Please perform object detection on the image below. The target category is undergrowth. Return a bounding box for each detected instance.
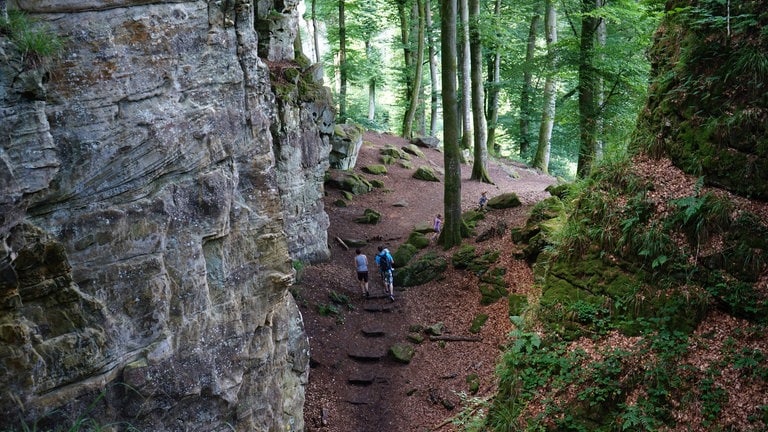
[485,153,768,430]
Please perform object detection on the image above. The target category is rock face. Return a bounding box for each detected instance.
[0,0,333,430]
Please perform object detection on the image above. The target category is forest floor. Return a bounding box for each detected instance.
[294,132,557,432]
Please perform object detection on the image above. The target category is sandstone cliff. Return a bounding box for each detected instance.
[0,0,333,430]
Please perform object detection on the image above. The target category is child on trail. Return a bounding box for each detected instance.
[375,246,395,301]
[432,214,442,241]
[478,191,488,211]
[354,249,369,297]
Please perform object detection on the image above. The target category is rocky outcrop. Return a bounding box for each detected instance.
[0,0,332,430]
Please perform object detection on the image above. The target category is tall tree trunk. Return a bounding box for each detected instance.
[338,0,347,121]
[403,0,426,138]
[398,0,414,136]
[595,0,606,161]
[577,0,599,178]
[312,0,321,63]
[366,39,376,121]
[440,0,462,248]
[469,0,491,183]
[459,0,472,152]
[486,0,502,155]
[425,0,439,137]
[532,0,557,174]
[520,5,541,158]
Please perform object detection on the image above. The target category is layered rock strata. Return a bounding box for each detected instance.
[0,0,333,430]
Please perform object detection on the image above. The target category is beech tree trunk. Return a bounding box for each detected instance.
[532,0,557,174]
[596,0,606,161]
[425,0,439,137]
[403,0,426,139]
[469,0,491,183]
[440,0,462,248]
[577,0,599,178]
[486,0,502,155]
[519,5,541,158]
[311,0,320,63]
[367,41,376,120]
[338,0,347,121]
[458,0,472,152]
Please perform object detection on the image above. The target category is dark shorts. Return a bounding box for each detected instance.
[357,271,369,282]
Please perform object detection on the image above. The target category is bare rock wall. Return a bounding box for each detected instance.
[0,0,332,430]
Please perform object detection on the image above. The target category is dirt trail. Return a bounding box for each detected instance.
[297,133,556,432]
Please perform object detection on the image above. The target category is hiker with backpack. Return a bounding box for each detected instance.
[375,246,395,301]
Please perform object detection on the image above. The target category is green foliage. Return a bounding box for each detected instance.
[665,179,732,245]
[0,11,63,66]
[328,290,354,310]
[732,347,768,380]
[469,314,488,333]
[698,375,727,427]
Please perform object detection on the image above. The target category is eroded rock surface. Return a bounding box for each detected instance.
[0,0,333,429]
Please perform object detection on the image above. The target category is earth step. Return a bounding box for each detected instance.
[365,292,391,299]
[363,303,396,312]
[345,396,372,405]
[348,349,388,362]
[361,327,385,337]
[347,373,376,386]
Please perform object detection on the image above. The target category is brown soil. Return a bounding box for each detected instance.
[297,132,556,432]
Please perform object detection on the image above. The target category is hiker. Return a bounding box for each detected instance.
[432,214,442,240]
[354,248,369,297]
[375,246,395,301]
[478,191,488,211]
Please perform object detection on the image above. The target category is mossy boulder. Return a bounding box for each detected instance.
[381,155,397,165]
[389,343,416,364]
[325,172,373,195]
[425,322,445,336]
[393,243,418,267]
[354,208,382,224]
[512,196,566,261]
[370,179,385,188]
[402,144,425,158]
[407,333,424,344]
[362,164,388,175]
[413,166,440,182]
[406,231,430,249]
[393,252,448,287]
[381,146,407,159]
[451,245,476,269]
[413,221,434,234]
[462,209,486,230]
[487,192,521,209]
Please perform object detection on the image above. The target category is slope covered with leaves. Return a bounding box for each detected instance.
[487,1,768,430]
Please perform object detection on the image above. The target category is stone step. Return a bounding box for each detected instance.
[348,349,387,362]
[361,327,385,337]
[347,373,376,386]
[362,303,396,313]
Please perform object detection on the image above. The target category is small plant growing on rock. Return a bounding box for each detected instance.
[1,11,63,67]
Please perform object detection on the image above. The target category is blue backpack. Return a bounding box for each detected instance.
[378,252,392,271]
